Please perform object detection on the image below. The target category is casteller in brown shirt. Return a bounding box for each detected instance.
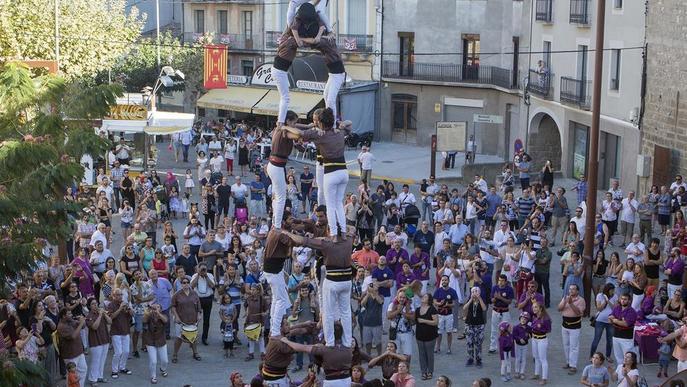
[263,229,296,274]
[171,289,201,325]
[269,129,294,166]
[86,309,110,347]
[107,300,133,336]
[300,129,346,173]
[312,344,353,381]
[57,318,84,359]
[262,337,296,381]
[142,312,167,347]
[286,233,353,281]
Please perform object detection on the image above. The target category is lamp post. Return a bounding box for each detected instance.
[143,66,185,170]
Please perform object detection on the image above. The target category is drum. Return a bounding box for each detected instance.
[180,324,198,344]
[244,323,262,341]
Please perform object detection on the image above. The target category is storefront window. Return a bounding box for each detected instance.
[572,121,588,179]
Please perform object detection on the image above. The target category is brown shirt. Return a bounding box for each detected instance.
[264,229,294,273]
[107,301,132,336]
[142,313,166,347]
[244,294,268,325]
[86,310,110,347]
[290,219,328,238]
[57,318,84,359]
[312,344,352,376]
[262,337,296,380]
[301,129,346,162]
[295,235,353,269]
[172,289,201,325]
[270,129,294,159]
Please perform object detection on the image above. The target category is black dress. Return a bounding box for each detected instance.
[238,144,249,166]
[542,166,554,189]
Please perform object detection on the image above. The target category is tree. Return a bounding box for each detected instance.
[106,32,206,112]
[0,0,145,79]
[0,62,121,289]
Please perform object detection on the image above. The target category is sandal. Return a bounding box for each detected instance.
[427,373,433,379]
[160,369,168,378]
[193,353,202,361]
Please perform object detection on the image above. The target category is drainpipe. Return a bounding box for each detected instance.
[376,0,384,141]
[524,0,535,153]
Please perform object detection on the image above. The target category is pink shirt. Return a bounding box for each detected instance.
[390,373,416,387]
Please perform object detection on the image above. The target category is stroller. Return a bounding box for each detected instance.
[403,204,421,237]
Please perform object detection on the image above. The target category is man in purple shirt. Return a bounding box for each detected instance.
[609,293,637,365]
[489,274,515,353]
[516,280,544,316]
[385,240,409,276]
[409,245,430,293]
[665,247,685,296]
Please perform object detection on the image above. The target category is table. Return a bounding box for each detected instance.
[634,325,661,364]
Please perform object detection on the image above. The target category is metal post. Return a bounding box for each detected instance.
[430,135,437,178]
[581,0,606,316]
[156,0,161,70]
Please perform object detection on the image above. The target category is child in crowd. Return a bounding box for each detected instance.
[498,321,514,382]
[161,236,177,277]
[181,193,190,219]
[67,362,80,387]
[512,312,531,380]
[189,202,200,220]
[658,332,672,378]
[184,169,194,195]
[219,294,236,358]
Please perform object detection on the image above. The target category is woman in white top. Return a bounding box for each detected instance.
[608,351,639,387]
[465,195,479,235]
[499,236,520,285]
[224,138,236,176]
[590,283,617,360]
[619,258,635,298]
[196,151,209,182]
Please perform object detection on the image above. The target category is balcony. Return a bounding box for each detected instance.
[569,0,591,25]
[560,76,592,110]
[264,31,374,53]
[183,33,262,50]
[382,61,517,90]
[527,69,553,99]
[536,0,553,22]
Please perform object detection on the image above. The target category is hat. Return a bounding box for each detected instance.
[499,321,511,332]
[519,312,530,321]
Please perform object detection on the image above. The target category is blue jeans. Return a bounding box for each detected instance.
[589,321,614,358]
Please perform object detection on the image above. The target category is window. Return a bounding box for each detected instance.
[194,10,205,34]
[462,34,480,66]
[610,49,621,90]
[613,0,623,9]
[243,11,253,37]
[347,0,367,35]
[241,60,254,76]
[217,11,228,35]
[542,41,552,72]
[398,32,414,76]
[577,44,588,81]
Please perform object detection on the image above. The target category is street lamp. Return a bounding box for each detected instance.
[142,66,185,170]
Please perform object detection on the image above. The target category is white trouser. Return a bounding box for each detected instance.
[668,283,683,297]
[612,337,636,365]
[382,296,391,329]
[64,353,88,387]
[111,334,130,373]
[265,271,292,337]
[80,327,89,349]
[514,344,527,374]
[421,280,428,294]
[321,278,352,347]
[88,344,108,382]
[561,327,580,368]
[323,377,352,387]
[248,337,265,354]
[397,331,414,356]
[316,163,325,205]
[323,73,346,120]
[501,353,512,376]
[489,309,511,351]
[267,163,287,228]
[271,68,291,124]
[323,169,348,236]
[631,293,645,311]
[532,337,549,380]
[146,344,168,380]
[286,0,331,32]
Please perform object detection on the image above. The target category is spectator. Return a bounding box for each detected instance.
[580,352,610,387]
[390,361,416,387]
[608,351,639,387]
[463,286,487,368]
[414,293,438,380]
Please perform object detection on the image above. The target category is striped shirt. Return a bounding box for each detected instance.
[517,196,535,218]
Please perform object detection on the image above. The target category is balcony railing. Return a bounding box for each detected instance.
[536,0,553,22]
[183,32,262,50]
[560,76,592,109]
[527,69,553,98]
[569,0,591,25]
[264,31,374,52]
[383,61,517,89]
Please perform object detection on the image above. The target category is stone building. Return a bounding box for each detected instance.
[640,0,687,190]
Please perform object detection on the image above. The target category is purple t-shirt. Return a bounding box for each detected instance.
[531,316,551,336]
[512,323,531,345]
[517,292,544,316]
[433,287,458,315]
[409,252,430,280]
[385,248,409,275]
[396,271,416,288]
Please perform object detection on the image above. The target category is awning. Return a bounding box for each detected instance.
[196,87,269,112]
[145,111,195,134]
[251,89,323,118]
[101,119,148,133]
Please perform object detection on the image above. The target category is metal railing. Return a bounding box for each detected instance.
[264,31,374,52]
[536,0,553,22]
[569,0,591,24]
[183,32,262,50]
[382,61,517,89]
[560,76,592,109]
[527,69,553,98]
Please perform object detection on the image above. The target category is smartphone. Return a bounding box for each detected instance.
[31,322,37,334]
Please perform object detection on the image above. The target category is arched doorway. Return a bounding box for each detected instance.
[528,113,562,172]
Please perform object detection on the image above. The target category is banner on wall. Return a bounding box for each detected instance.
[204,45,228,89]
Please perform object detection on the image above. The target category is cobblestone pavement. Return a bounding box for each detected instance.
[60,142,667,387]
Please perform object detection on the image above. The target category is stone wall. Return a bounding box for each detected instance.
[641,0,687,187]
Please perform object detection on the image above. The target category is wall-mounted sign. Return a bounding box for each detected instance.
[436,121,466,152]
[227,75,248,85]
[251,63,276,86]
[296,80,326,91]
[473,114,503,124]
[106,104,148,120]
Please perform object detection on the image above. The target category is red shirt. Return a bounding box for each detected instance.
[152,258,169,278]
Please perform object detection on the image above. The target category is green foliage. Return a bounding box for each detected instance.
[0,62,119,288]
[0,0,145,79]
[0,354,49,386]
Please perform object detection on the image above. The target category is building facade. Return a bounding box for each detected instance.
[521,0,644,189]
[640,0,687,191]
[127,0,182,34]
[182,0,265,76]
[378,0,523,160]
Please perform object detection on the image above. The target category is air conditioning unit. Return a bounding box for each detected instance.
[636,154,651,177]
